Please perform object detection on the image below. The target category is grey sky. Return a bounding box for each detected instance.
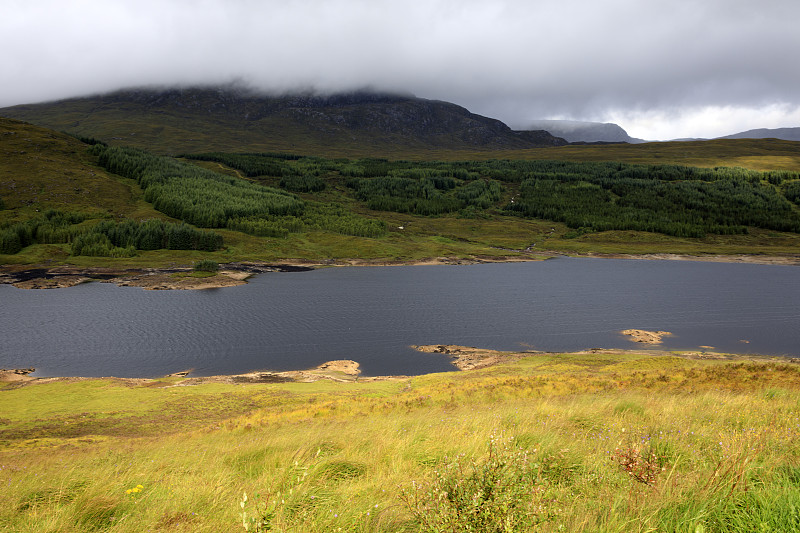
[2,0,799,140]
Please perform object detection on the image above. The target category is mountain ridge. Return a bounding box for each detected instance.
[522,119,644,144]
[718,127,800,142]
[0,86,567,156]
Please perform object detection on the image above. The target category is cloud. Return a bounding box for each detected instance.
[603,103,800,140]
[2,0,799,139]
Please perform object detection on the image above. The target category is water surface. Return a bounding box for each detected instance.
[1,258,798,377]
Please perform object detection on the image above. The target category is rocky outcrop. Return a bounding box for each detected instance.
[0,368,36,382]
[413,344,532,370]
[620,329,671,344]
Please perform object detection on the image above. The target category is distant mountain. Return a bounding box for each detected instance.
[522,120,644,144]
[717,127,800,142]
[0,86,567,155]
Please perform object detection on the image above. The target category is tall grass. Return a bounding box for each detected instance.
[1,353,799,531]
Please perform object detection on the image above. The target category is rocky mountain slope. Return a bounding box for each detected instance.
[523,119,643,143]
[0,86,567,155]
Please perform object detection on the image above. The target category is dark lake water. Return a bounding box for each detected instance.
[1,258,798,378]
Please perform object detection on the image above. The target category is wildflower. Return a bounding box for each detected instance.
[126,484,144,496]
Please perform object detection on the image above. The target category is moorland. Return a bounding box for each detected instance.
[2,88,800,531]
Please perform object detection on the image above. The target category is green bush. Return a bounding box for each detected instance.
[193,260,219,272]
[279,174,326,193]
[399,435,561,532]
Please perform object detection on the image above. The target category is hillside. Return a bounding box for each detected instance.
[719,126,800,142]
[0,117,160,221]
[523,119,643,143]
[0,86,567,156]
[3,118,800,277]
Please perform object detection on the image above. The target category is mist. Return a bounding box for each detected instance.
[2,0,799,140]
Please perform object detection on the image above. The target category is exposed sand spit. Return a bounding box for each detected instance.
[621,329,672,344]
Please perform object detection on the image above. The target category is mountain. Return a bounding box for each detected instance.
[522,120,644,143]
[718,127,800,142]
[0,86,567,155]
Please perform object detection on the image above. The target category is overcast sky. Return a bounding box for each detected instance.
[2,0,799,140]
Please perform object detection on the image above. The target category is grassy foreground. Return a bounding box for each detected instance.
[2,351,799,532]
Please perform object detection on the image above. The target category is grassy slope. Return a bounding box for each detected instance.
[0,118,180,265]
[2,352,799,531]
[3,117,800,268]
[0,119,160,220]
[478,138,800,172]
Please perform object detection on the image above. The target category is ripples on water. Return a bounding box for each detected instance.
[1,258,798,377]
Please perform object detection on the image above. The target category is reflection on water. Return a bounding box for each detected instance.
[1,258,798,377]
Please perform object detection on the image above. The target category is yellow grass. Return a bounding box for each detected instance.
[2,351,799,531]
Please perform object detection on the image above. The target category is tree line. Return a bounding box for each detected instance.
[92,146,304,228]
[506,174,800,237]
[0,210,222,256]
[177,151,800,237]
[92,146,386,239]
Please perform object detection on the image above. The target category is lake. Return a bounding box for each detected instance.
[1,258,798,378]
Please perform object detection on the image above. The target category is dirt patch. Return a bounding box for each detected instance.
[621,329,672,344]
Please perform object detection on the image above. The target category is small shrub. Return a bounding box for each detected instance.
[611,444,666,486]
[193,260,219,272]
[399,434,556,532]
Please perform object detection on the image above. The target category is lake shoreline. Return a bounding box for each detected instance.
[4,345,798,386]
[2,252,798,290]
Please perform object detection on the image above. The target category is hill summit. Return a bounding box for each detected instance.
[0,86,567,155]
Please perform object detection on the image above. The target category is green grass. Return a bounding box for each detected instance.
[0,119,163,221]
[3,117,800,272]
[2,351,800,531]
[481,138,800,172]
